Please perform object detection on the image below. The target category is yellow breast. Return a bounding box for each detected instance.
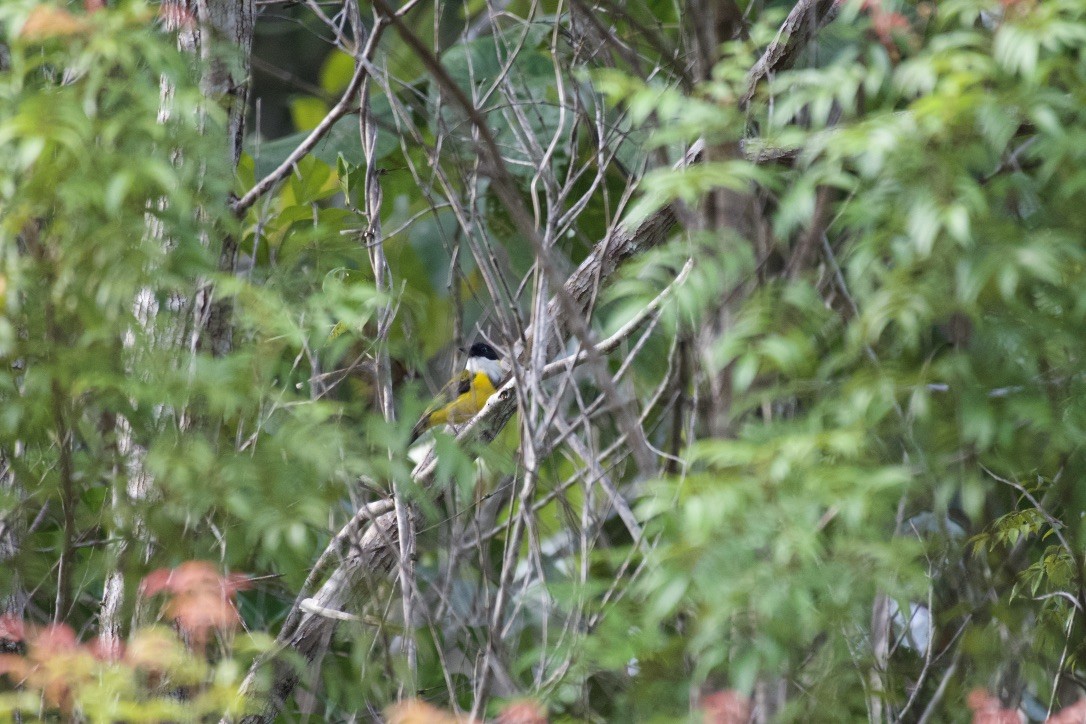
[428,371,498,427]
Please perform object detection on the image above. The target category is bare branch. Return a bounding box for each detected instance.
[230,140,703,722]
[230,20,388,216]
[359,44,418,694]
[740,0,841,108]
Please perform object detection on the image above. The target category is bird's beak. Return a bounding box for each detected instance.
[457,346,467,353]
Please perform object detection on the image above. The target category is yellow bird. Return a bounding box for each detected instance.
[409,342,505,443]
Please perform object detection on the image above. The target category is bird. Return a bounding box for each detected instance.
[409,342,506,444]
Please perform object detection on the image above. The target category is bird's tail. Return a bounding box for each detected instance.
[408,414,431,445]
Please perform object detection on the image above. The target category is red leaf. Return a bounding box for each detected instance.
[140,568,174,597]
[143,561,249,650]
[142,561,250,599]
[1047,698,1086,723]
[87,635,125,662]
[30,624,78,658]
[701,690,751,724]
[225,572,254,595]
[0,614,25,643]
[968,689,1021,724]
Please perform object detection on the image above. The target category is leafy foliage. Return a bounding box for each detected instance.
[0,1,399,713]
[0,562,262,719]
[582,0,1086,718]
[6,0,1086,720]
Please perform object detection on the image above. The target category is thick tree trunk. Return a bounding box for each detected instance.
[178,0,254,356]
[177,0,254,167]
[96,0,255,645]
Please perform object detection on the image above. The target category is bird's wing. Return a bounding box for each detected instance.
[454,372,472,397]
[424,369,472,413]
[411,369,472,442]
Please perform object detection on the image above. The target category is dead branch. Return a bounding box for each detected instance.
[228,139,702,723]
[740,0,841,108]
[229,0,846,713]
[230,10,398,216]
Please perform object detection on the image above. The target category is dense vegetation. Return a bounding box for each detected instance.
[2,0,1086,721]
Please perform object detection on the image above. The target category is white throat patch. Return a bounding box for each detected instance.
[466,356,505,386]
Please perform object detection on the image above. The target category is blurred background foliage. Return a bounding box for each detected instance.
[2,0,1086,721]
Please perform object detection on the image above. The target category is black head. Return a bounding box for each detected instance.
[465,342,500,360]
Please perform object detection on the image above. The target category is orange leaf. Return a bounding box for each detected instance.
[125,627,188,672]
[496,700,547,724]
[19,6,90,40]
[0,653,30,681]
[386,700,475,724]
[166,588,240,647]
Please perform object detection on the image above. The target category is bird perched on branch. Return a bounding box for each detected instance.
[409,342,506,443]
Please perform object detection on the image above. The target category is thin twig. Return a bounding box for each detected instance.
[915,649,961,724]
[230,9,397,215]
